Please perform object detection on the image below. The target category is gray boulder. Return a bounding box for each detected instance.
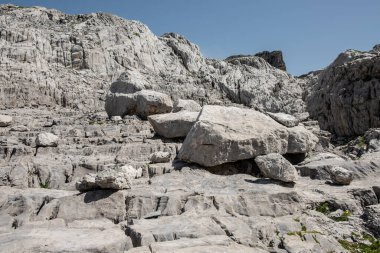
[0,115,12,127]
[268,112,299,127]
[76,165,139,191]
[150,151,171,164]
[255,153,298,183]
[135,90,173,119]
[329,166,353,185]
[148,111,199,138]
[178,105,289,167]
[106,90,173,119]
[287,126,318,154]
[173,99,202,112]
[36,132,59,147]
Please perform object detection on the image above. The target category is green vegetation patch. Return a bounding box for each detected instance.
[339,233,380,253]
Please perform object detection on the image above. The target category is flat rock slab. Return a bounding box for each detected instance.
[0,115,12,127]
[148,111,199,138]
[178,105,289,167]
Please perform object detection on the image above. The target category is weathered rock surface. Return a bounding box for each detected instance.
[1,4,380,253]
[178,105,289,167]
[0,114,12,127]
[106,90,173,119]
[148,111,198,138]
[364,204,380,237]
[255,153,299,182]
[255,50,287,71]
[77,165,139,191]
[150,151,171,164]
[329,166,353,185]
[173,99,202,112]
[36,132,59,147]
[287,125,318,154]
[306,48,380,136]
[268,112,299,127]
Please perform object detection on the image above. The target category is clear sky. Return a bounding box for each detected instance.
[2,0,380,75]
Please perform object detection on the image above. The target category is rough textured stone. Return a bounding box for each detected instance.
[268,112,299,127]
[0,115,12,127]
[76,165,139,191]
[106,90,173,119]
[364,204,380,237]
[150,151,171,164]
[255,50,287,71]
[36,132,59,147]
[329,166,353,185]
[255,153,299,182]
[148,111,198,138]
[173,99,202,112]
[287,126,318,154]
[306,49,380,136]
[178,105,289,167]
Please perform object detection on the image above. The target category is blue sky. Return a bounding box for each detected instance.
[2,0,380,75]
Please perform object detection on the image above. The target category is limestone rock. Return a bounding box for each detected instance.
[255,50,287,71]
[173,99,202,112]
[268,112,299,127]
[106,90,173,119]
[287,126,318,154]
[76,165,139,191]
[178,105,289,167]
[329,166,353,185]
[35,132,59,147]
[135,90,173,119]
[306,49,380,136]
[150,151,171,164]
[9,125,29,132]
[255,153,298,182]
[364,204,380,237]
[0,115,12,127]
[148,111,199,138]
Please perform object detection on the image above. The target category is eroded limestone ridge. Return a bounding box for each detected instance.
[0,4,305,114]
[0,3,380,253]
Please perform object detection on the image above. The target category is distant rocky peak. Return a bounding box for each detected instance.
[225,50,287,71]
[254,50,287,71]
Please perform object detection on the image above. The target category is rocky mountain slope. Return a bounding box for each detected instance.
[0,4,305,114]
[0,4,380,253]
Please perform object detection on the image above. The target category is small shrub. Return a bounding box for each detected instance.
[332,210,352,222]
[339,233,380,253]
[316,202,330,215]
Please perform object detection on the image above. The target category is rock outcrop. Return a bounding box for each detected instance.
[306,48,380,136]
[255,50,287,71]
[1,4,380,253]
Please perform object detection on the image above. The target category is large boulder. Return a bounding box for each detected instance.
[135,90,173,119]
[287,126,318,154]
[36,132,59,147]
[106,90,173,119]
[148,111,199,138]
[178,105,289,167]
[173,99,202,112]
[0,115,12,127]
[255,153,298,182]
